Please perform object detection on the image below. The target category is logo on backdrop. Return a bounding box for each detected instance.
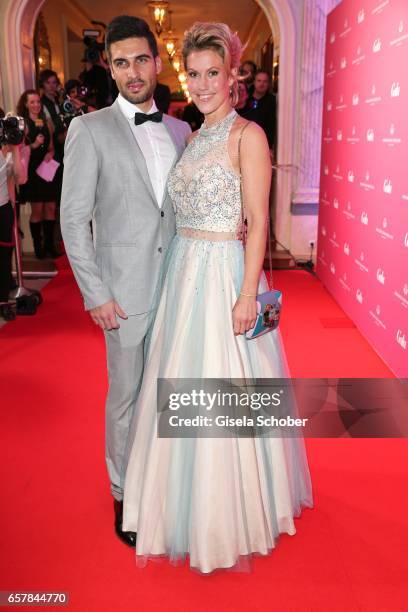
[333,164,343,180]
[340,272,351,291]
[370,304,386,329]
[360,171,375,191]
[396,330,407,350]
[377,268,386,285]
[376,217,394,240]
[330,231,339,247]
[367,84,381,105]
[355,251,368,272]
[343,202,355,220]
[372,39,382,53]
[394,283,408,308]
[383,179,393,194]
[390,82,401,97]
[390,20,408,47]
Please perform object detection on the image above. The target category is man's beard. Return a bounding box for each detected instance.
[120,81,156,106]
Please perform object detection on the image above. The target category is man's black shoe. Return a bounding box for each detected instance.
[114,499,136,547]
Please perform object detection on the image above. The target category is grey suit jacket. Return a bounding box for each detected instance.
[60,99,191,315]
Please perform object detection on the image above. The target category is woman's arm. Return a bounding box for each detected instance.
[232,122,272,335]
[44,120,55,161]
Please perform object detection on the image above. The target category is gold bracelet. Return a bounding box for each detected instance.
[240,291,257,297]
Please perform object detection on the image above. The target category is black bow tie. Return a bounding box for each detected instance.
[134,111,163,126]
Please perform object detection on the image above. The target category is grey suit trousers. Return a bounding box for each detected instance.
[104,312,153,501]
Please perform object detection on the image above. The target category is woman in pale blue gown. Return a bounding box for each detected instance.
[123,22,313,574]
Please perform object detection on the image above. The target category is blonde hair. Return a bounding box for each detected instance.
[182,22,244,106]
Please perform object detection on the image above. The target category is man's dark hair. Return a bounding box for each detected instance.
[65,79,81,94]
[255,69,271,80]
[0,108,4,119]
[39,69,58,86]
[242,60,257,73]
[105,15,158,62]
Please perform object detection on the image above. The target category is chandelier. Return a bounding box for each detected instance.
[163,35,178,58]
[171,54,182,72]
[162,10,178,58]
[146,0,169,36]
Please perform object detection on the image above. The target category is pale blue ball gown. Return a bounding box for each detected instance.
[122,109,313,574]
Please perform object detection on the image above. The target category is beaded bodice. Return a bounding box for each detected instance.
[168,110,241,233]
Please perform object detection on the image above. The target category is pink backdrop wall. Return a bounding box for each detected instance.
[317,0,408,376]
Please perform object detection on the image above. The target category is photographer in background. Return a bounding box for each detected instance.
[64,79,96,115]
[0,108,23,320]
[16,90,60,259]
[79,57,110,109]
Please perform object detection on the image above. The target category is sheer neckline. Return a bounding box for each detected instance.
[199,109,237,137]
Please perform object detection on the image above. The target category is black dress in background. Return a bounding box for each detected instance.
[19,117,58,203]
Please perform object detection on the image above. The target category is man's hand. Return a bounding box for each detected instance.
[89,300,128,330]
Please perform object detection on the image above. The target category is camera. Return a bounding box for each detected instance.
[0,115,25,146]
[58,97,79,129]
[62,97,75,115]
[83,35,105,63]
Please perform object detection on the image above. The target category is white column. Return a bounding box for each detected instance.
[292,0,332,208]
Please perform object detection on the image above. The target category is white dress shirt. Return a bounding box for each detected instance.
[117,94,176,207]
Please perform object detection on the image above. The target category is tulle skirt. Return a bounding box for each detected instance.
[123,234,314,574]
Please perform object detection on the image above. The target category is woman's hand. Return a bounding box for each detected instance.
[232,295,257,335]
[44,151,53,162]
[33,133,45,148]
[71,98,85,110]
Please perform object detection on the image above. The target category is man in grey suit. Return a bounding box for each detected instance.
[60,15,190,547]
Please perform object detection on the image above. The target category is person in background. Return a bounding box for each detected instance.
[39,70,66,165]
[182,101,204,131]
[79,58,110,109]
[39,69,66,254]
[16,90,59,259]
[245,70,276,157]
[0,108,23,320]
[239,59,257,95]
[235,81,251,119]
[64,79,97,114]
[154,82,171,114]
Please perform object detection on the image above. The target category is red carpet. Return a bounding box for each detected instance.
[1,259,407,611]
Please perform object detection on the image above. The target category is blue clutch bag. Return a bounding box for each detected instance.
[245,289,282,339]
